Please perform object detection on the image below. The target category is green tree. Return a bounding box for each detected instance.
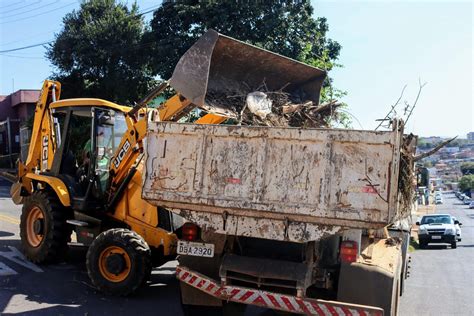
[47,0,154,105]
[459,174,474,192]
[460,162,474,175]
[145,1,349,125]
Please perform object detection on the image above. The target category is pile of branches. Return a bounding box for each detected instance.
[398,136,416,216]
[205,83,342,128]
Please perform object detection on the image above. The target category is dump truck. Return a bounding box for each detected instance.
[140,30,416,315]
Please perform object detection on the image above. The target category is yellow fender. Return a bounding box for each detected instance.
[25,173,71,206]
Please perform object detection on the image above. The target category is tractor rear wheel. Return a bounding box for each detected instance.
[20,191,71,263]
[86,228,152,296]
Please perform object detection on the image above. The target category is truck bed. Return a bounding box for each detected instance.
[142,122,403,242]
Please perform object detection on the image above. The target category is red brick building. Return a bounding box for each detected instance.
[0,89,40,165]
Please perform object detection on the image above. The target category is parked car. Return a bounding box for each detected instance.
[417,214,461,249]
[452,216,462,241]
[464,198,472,205]
[469,201,474,209]
[435,196,443,204]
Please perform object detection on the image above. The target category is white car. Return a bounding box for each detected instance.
[469,201,474,209]
[435,196,443,204]
[417,214,461,249]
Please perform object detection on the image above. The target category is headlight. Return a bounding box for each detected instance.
[418,227,428,234]
[445,228,455,235]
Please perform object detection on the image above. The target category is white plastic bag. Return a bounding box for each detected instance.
[246,92,272,119]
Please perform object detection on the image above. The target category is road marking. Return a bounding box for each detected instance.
[3,294,80,314]
[0,261,18,276]
[0,246,43,273]
[0,213,20,225]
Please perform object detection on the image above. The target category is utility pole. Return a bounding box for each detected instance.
[6,117,13,168]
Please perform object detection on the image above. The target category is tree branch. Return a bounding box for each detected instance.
[375,84,407,130]
[414,136,457,162]
[404,78,427,124]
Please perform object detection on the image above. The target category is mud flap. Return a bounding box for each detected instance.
[337,257,401,316]
[179,255,223,307]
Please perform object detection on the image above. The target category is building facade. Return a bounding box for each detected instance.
[0,89,40,165]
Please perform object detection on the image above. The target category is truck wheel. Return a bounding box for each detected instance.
[418,241,426,249]
[20,191,71,263]
[222,302,247,316]
[451,241,457,249]
[86,228,152,296]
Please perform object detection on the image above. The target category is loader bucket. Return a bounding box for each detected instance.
[169,29,327,117]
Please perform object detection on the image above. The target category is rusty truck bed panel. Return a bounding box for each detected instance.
[142,122,402,242]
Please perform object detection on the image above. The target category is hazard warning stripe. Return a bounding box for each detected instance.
[176,266,384,316]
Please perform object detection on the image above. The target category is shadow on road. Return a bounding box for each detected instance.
[0,239,183,316]
[420,245,451,250]
[0,179,12,198]
[0,231,14,238]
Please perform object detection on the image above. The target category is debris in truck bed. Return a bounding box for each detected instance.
[205,82,342,128]
[398,133,417,217]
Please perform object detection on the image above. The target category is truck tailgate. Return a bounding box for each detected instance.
[142,122,402,242]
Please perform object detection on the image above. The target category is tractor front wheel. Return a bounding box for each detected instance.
[86,228,152,296]
[20,191,71,263]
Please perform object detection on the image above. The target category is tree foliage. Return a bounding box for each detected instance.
[146,1,341,79]
[47,0,154,104]
[145,1,350,126]
[459,174,474,192]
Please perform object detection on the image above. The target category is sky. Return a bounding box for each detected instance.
[0,0,472,137]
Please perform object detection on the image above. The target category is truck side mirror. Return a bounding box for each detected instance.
[454,220,459,225]
[415,221,420,226]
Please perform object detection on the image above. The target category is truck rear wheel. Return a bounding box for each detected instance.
[86,228,152,296]
[20,191,71,263]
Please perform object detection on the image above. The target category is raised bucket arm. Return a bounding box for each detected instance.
[169,29,327,117]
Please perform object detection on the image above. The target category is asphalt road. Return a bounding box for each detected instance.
[399,192,474,315]
[1,177,473,315]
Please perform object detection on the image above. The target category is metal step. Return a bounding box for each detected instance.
[67,242,85,247]
[66,219,89,227]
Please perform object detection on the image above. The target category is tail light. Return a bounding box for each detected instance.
[182,223,199,241]
[340,240,358,263]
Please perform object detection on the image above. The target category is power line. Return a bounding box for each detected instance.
[0,3,161,53]
[0,28,59,48]
[0,53,44,59]
[0,41,52,53]
[0,1,27,10]
[0,2,76,24]
[1,0,60,19]
[0,0,41,15]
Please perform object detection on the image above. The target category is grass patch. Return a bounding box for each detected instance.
[409,237,419,252]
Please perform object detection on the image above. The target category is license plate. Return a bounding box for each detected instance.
[177,241,214,258]
[432,236,442,239]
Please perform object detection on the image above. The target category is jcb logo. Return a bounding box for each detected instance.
[42,136,48,170]
[113,140,131,169]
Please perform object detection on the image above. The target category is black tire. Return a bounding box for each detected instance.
[20,190,71,263]
[86,228,152,296]
[222,302,247,316]
[451,241,457,249]
[419,241,427,249]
